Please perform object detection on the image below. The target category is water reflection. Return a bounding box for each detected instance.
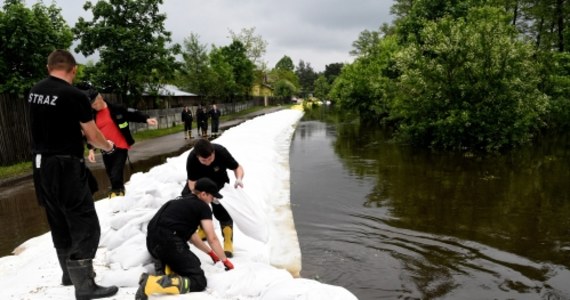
[291,106,570,300]
[0,147,191,257]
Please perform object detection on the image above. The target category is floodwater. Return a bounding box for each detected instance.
[290,107,570,300]
[0,147,191,257]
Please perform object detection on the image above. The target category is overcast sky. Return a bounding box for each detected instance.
[14,0,395,72]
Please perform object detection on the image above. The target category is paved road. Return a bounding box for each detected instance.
[0,106,285,187]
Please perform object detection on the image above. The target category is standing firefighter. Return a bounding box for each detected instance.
[28,49,118,299]
[182,138,244,257]
[79,84,158,198]
[209,104,221,138]
[181,106,193,139]
[196,105,208,137]
[136,178,234,299]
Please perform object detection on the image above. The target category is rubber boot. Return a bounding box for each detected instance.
[67,259,118,300]
[196,226,207,241]
[135,273,190,300]
[221,221,233,258]
[56,248,72,286]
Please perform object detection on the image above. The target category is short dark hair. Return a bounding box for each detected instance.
[47,49,76,72]
[194,138,214,158]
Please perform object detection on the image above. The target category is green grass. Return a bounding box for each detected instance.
[0,161,33,179]
[0,105,282,180]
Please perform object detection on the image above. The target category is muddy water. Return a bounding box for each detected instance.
[290,108,570,300]
[0,148,191,257]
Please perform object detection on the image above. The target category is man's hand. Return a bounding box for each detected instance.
[147,118,158,126]
[101,140,115,155]
[234,178,243,189]
[222,258,234,271]
[208,250,220,263]
[87,149,96,163]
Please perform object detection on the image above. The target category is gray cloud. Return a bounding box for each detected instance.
[10,0,394,71]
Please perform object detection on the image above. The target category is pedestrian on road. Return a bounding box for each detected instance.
[181,138,244,257]
[209,104,221,138]
[28,49,118,299]
[181,106,193,139]
[79,84,158,198]
[196,104,208,137]
[136,178,234,299]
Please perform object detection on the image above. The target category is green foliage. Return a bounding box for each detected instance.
[229,27,267,68]
[312,75,330,100]
[275,55,295,72]
[176,33,212,96]
[208,46,236,100]
[295,60,318,98]
[329,35,400,122]
[273,79,297,99]
[323,63,344,84]
[539,51,570,128]
[73,0,180,106]
[219,40,255,97]
[0,0,72,94]
[393,6,548,151]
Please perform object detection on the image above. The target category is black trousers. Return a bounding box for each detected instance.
[184,121,192,131]
[102,148,128,192]
[211,119,219,133]
[147,227,207,291]
[33,155,101,260]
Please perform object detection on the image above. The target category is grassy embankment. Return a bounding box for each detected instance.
[0,105,279,180]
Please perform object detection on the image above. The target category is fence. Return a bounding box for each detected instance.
[0,94,32,166]
[0,94,263,166]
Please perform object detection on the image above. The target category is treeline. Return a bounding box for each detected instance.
[0,0,338,108]
[327,0,570,152]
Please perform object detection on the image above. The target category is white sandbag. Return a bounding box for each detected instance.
[219,188,269,243]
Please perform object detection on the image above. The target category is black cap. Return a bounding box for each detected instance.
[195,178,223,199]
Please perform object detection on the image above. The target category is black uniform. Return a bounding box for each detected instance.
[183,144,239,223]
[196,107,208,136]
[182,109,193,132]
[209,108,221,135]
[146,195,211,291]
[29,76,101,259]
[92,101,150,195]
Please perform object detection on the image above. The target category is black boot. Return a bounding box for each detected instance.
[56,248,72,286]
[67,259,118,300]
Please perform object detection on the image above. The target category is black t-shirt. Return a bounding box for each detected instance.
[29,76,93,157]
[148,194,213,240]
[186,144,239,189]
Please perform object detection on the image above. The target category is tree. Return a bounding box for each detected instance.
[393,6,548,151]
[0,0,73,94]
[312,75,330,100]
[350,29,381,57]
[208,46,236,101]
[329,35,400,122]
[323,63,344,84]
[219,40,255,98]
[229,27,267,68]
[295,60,318,98]
[275,55,295,72]
[273,79,297,100]
[176,33,212,96]
[73,0,180,106]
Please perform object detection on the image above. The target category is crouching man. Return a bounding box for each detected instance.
[136,178,234,299]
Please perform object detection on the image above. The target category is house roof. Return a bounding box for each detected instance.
[145,84,197,96]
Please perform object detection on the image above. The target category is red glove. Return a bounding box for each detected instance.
[222,258,234,271]
[208,250,220,263]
